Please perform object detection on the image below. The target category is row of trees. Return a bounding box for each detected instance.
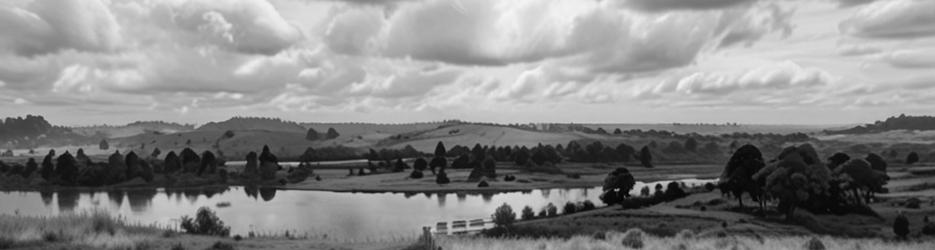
[305,127,340,141]
[719,143,890,218]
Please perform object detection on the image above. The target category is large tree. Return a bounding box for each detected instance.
[55,151,78,184]
[434,141,446,157]
[40,150,55,181]
[164,151,181,174]
[719,144,765,209]
[599,168,636,205]
[754,144,832,219]
[639,146,653,168]
[325,127,340,139]
[305,128,319,141]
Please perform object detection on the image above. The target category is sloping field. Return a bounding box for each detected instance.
[379,124,585,152]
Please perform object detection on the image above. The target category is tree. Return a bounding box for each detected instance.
[180,207,230,237]
[429,156,446,175]
[639,146,653,168]
[827,152,850,170]
[108,151,127,183]
[305,128,319,141]
[521,206,535,220]
[99,139,109,150]
[836,158,888,204]
[907,152,920,165]
[164,151,181,174]
[684,138,698,152]
[491,203,516,228]
[514,146,530,166]
[40,150,55,181]
[24,158,38,178]
[139,160,154,182]
[179,148,200,173]
[151,148,162,159]
[412,157,429,172]
[754,144,832,219]
[600,168,636,205]
[894,212,909,240]
[613,128,622,135]
[719,144,765,209]
[125,151,142,180]
[325,127,340,139]
[55,151,78,184]
[865,153,887,173]
[436,169,450,184]
[259,145,278,164]
[434,141,447,157]
[244,152,258,176]
[199,151,217,176]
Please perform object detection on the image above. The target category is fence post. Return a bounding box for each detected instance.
[422,226,435,250]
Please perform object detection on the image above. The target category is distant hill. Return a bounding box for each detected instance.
[71,121,195,138]
[197,117,306,133]
[0,115,91,148]
[827,114,935,134]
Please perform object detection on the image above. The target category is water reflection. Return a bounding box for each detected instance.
[57,190,80,212]
[258,188,276,201]
[0,178,715,240]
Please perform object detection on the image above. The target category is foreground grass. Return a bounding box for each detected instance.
[438,229,935,250]
[0,211,414,250]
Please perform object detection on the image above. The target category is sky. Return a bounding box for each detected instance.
[1,0,934,126]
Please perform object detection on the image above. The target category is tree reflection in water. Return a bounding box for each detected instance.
[259,187,276,202]
[437,192,447,207]
[57,190,80,212]
[244,185,259,200]
[108,190,125,208]
[126,189,158,213]
[39,190,53,206]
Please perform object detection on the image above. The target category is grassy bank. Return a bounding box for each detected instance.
[0,211,410,250]
[438,228,935,250]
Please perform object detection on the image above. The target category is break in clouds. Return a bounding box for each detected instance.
[1,0,934,124]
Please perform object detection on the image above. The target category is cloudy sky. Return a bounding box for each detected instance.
[1,0,934,126]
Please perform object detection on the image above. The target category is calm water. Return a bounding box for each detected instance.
[0,178,714,240]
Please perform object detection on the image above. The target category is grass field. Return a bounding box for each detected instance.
[437,228,935,250]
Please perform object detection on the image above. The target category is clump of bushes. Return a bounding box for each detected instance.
[805,237,825,250]
[180,207,230,237]
[621,229,644,249]
[477,180,489,187]
[491,203,516,228]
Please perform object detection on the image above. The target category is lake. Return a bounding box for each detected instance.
[0,178,715,240]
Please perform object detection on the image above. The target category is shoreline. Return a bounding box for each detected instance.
[0,173,719,194]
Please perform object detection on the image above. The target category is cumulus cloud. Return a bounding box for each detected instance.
[620,0,754,12]
[643,61,834,98]
[322,0,792,73]
[884,49,935,68]
[0,0,121,56]
[840,0,935,39]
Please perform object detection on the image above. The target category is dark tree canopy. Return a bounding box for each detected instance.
[199,151,217,176]
[179,148,201,173]
[55,151,78,184]
[259,145,278,164]
[906,152,920,165]
[325,127,340,139]
[164,151,181,173]
[413,158,428,171]
[639,146,653,168]
[434,141,447,157]
[244,151,259,176]
[99,139,109,150]
[865,153,887,173]
[513,146,530,166]
[684,138,698,152]
[719,144,765,208]
[125,151,142,180]
[827,152,851,170]
[305,128,319,141]
[40,150,55,181]
[108,150,127,183]
[600,168,636,205]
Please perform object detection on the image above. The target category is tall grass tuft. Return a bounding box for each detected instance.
[0,209,164,249]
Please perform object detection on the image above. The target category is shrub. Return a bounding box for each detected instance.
[546,203,558,217]
[171,243,186,250]
[621,229,644,249]
[600,168,635,205]
[581,200,596,211]
[436,170,450,184]
[0,236,14,249]
[922,223,935,235]
[521,206,535,220]
[409,170,424,179]
[562,202,577,214]
[805,237,825,250]
[492,203,516,227]
[413,158,428,171]
[180,207,231,237]
[477,180,489,187]
[906,152,920,165]
[209,241,235,250]
[593,232,605,240]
